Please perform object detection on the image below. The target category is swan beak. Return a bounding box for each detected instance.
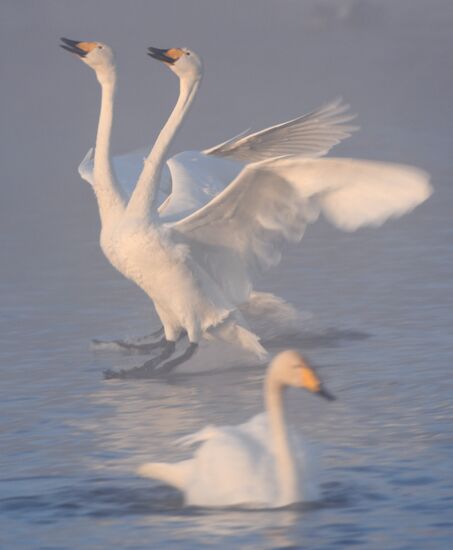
[147,47,181,64]
[60,38,95,57]
[317,385,336,401]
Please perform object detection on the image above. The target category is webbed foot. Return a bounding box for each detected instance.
[103,340,177,380]
[93,327,165,353]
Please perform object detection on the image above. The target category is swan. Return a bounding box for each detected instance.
[68,41,358,353]
[61,39,357,361]
[61,40,432,377]
[138,349,335,508]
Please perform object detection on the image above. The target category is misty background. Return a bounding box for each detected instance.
[1,0,451,286]
[1,1,453,547]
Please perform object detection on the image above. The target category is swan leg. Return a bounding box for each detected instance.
[150,326,165,338]
[103,337,183,379]
[156,342,199,375]
[92,327,165,352]
[110,331,166,353]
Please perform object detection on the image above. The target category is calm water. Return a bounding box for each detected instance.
[2,1,453,548]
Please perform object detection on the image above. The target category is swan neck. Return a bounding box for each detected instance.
[265,375,297,505]
[95,71,116,167]
[92,70,124,225]
[127,75,201,221]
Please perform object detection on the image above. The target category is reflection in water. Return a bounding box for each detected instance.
[1,476,350,549]
[72,326,357,477]
[178,506,301,544]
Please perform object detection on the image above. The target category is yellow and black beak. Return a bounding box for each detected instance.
[301,364,336,401]
[60,38,95,57]
[147,47,182,64]
[317,385,336,401]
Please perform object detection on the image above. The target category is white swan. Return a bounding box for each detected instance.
[61,39,356,362]
[61,40,432,377]
[138,350,335,508]
[73,45,359,351]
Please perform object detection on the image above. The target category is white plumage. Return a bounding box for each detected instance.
[78,98,359,224]
[138,350,333,508]
[203,97,357,161]
[61,40,432,375]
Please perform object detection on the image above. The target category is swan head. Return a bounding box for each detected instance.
[147,47,203,81]
[60,38,115,74]
[269,350,335,401]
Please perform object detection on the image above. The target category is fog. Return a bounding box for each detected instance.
[1,0,451,285]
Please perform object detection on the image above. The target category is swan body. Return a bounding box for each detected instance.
[62,40,432,374]
[138,350,334,508]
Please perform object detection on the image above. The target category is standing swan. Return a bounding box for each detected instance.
[60,39,357,361]
[138,350,335,508]
[61,40,431,377]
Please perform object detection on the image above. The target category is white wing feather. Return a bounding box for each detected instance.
[77,146,171,200]
[78,99,356,222]
[77,147,243,221]
[169,157,431,306]
[158,151,243,222]
[77,147,95,185]
[203,99,358,162]
[176,415,269,450]
[176,425,222,448]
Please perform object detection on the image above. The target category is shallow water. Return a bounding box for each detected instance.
[2,1,453,548]
[2,172,452,548]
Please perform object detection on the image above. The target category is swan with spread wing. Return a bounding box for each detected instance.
[61,40,431,376]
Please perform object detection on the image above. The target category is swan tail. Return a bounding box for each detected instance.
[238,292,304,341]
[210,319,268,361]
[137,460,193,491]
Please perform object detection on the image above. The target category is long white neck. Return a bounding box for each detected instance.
[265,375,298,506]
[126,75,201,221]
[92,70,125,226]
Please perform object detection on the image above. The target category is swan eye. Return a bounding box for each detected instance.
[98,45,103,49]
[186,52,191,56]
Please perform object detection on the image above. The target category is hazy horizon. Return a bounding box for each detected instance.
[1,0,452,284]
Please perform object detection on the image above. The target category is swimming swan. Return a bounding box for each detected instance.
[61,40,431,376]
[138,350,335,508]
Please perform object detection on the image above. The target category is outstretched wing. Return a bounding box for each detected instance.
[77,147,243,221]
[169,157,431,306]
[203,99,358,162]
[78,146,171,200]
[78,147,96,185]
[158,151,243,222]
[77,99,356,224]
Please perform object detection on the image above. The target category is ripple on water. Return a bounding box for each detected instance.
[1,478,359,522]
